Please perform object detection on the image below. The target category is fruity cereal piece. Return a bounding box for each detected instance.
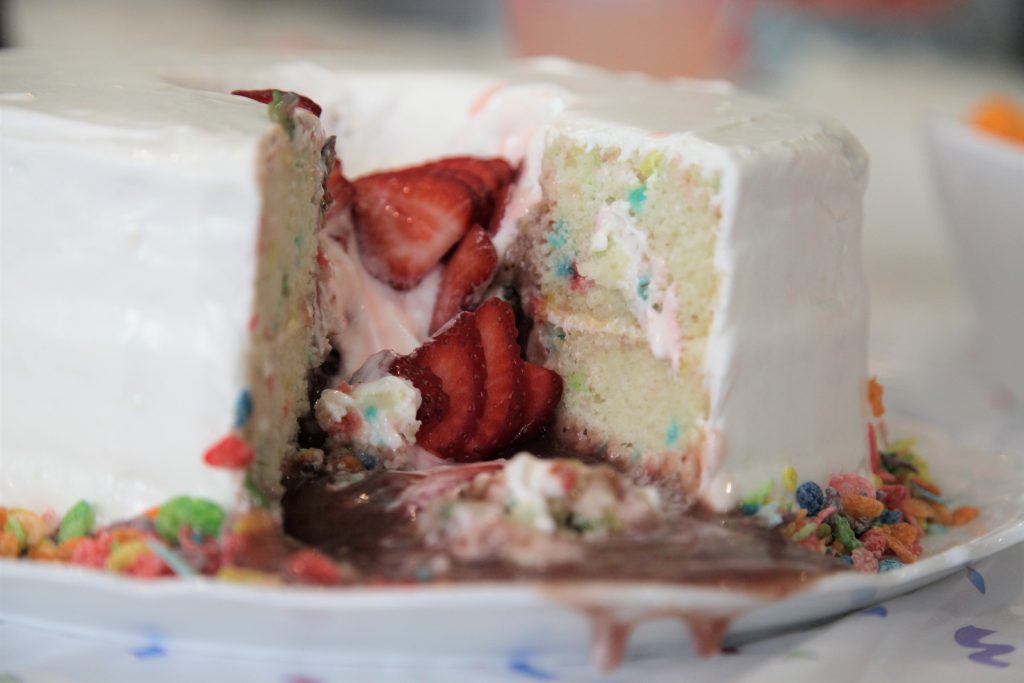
[155,497,226,543]
[952,506,980,526]
[0,531,19,558]
[842,494,884,520]
[203,434,255,469]
[58,500,96,543]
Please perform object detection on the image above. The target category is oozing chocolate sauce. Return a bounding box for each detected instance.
[280,452,841,668]
[282,469,839,587]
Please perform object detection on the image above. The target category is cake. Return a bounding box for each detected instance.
[0,52,870,522]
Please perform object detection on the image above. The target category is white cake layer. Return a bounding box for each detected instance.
[0,52,869,517]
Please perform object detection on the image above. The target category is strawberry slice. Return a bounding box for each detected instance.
[326,159,355,211]
[394,313,485,458]
[515,362,564,444]
[353,170,476,289]
[463,299,526,459]
[389,356,449,426]
[429,226,498,333]
[231,89,323,117]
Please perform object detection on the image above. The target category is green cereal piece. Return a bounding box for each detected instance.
[742,480,774,507]
[155,496,225,543]
[816,523,833,540]
[833,515,862,552]
[791,523,818,541]
[58,500,96,543]
[5,514,26,551]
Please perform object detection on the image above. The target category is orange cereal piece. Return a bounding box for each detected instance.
[56,537,88,562]
[911,477,942,496]
[0,531,19,558]
[867,377,886,418]
[900,498,936,521]
[884,522,919,546]
[0,508,7,528]
[888,537,918,564]
[931,503,954,526]
[28,539,59,562]
[952,506,980,526]
[842,494,884,519]
[971,95,1024,145]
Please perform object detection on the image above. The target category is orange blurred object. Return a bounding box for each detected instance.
[970,96,1024,146]
[506,0,750,78]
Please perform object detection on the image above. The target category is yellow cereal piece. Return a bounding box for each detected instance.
[106,540,149,573]
[231,509,276,535]
[216,566,281,585]
[782,466,798,492]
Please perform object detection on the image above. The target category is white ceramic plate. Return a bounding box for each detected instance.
[1,418,1022,665]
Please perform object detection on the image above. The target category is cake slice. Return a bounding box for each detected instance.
[515,79,870,509]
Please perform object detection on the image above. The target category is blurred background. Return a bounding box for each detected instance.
[3,0,1023,437]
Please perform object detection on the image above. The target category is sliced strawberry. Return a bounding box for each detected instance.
[231,89,322,117]
[488,181,513,233]
[434,157,514,197]
[326,159,355,211]
[396,313,485,458]
[429,226,498,333]
[463,299,526,459]
[515,362,564,444]
[389,355,449,426]
[353,171,476,289]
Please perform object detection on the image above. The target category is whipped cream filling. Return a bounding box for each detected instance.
[315,375,422,454]
[586,199,683,371]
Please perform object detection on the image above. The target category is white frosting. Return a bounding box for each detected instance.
[0,52,868,518]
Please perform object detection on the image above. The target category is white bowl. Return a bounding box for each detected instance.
[927,118,1024,405]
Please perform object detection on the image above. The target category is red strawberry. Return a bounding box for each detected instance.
[515,362,564,444]
[429,226,498,333]
[353,170,476,289]
[463,299,526,459]
[430,157,514,223]
[231,89,323,117]
[488,181,513,233]
[326,159,355,213]
[389,355,449,426]
[393,313,485,458]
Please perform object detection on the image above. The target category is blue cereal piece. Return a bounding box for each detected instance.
[234,388,253,428]
[740,503,759,516]
[627,185,647,214]
[880,509,902,525]
[795,481,825,516]
[837,555,854,566]
[878,558,904,573]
